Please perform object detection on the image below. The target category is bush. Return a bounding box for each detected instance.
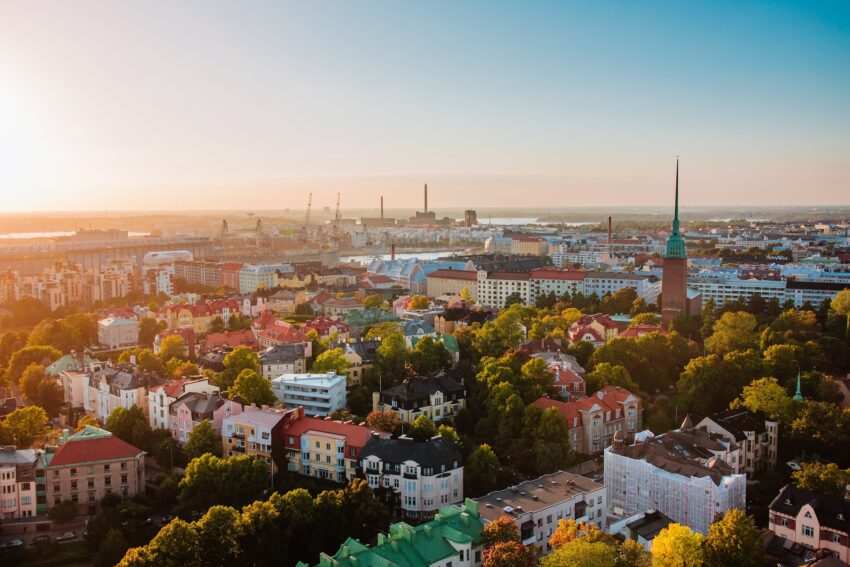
[48,500,77,523]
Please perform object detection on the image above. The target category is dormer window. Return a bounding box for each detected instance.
[784,498,792,506]
[804,511,812,519]
[838,513,845,521]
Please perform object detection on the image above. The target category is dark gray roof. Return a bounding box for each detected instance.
[709,408,767,440]
[259,343,306,365]
[626,510,673,540]
[770,484,850,533]
[381,374,465,403]
[361,435,463,469]
[330,339,381,364]
[170,392,229,418]
[0,447,37,466]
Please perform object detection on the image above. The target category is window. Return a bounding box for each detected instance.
[121,474,128,485]
[70,468,77,477]
[104,464,110,472]
[833,533,842,544]
[803,525,814,538]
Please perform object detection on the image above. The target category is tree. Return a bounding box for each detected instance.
[196,505,242,566]
[483,541,535,567]
[28,319,76,352]
[541,539,617,567]
[705,311,758,355]
[209,316,225,334]
[311,348,351,375]
[364,295,385,309]
[481,516,519,547]
[831,288,850,333]
[118,518,201,566]
[630,313,660,327]
[731,377,796,422]
[19,362,47,402]
[466,444,501,496]
[651,523,705,567]
[407,295,430,310]
[5,345,62,388]
[704,509,765,567]
[48,500,78,523]
[94,529,130,567]
[364,321,402,340]
[231,369,276,406]
[159,335,187,363]
[792,461,850,499]
[408,336,452,375]
[5,406,48,447]
[585,363,639,395]
[365,410,402,435]
[460,287,475,303]
[407,414,436,441]
[184,419,222,460]
[138,318,164,346]
[63,313,100,347]
[220,346,261,389]
[374,333,408,384]
[36,376,64,417]
[177,454,268,516]
[106,406,151,450]
[503,292,525,307]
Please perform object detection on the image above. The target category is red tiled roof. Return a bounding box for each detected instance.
[203,329,259,352]
[487,271,530,281]
[283,416,387,458]
[259,321,308,344]
[302,317,349,336]
[49,434,145,467]
[532,397,580,428]
[362,274,395,283]
[533,386,640,429]
[551,366,584,386]
[151,378,191,398]
[427,269,478,281]
[220,262,244,272]
[569,325,603,342]
[530,268,587,281]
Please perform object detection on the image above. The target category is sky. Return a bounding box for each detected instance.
[1,0,849,212]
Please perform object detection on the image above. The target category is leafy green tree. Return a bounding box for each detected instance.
[407,414,437,441]
[0,296,51,329]
[28,319,76,352]
[5,406,49,447]
[311,347,352,374]
[185,419,222,460]
[705,311,758,355]
[177,454,268,516]
[159,335,187,363]
[220,346,261,389]
[365,410,402,434]
[196,505,242,566]
[408,336,452,375]
[407,295,430,310]
[106,405,151,450]
[585,363,639,395]
[466,443,501,496]
[630,313,660,327]
[364,295,385,309]
[704,509,765,567]
[231,369,276,406]
[374,333,408,384]
[118,519,201,566]
[833,288,850,333]
[651,523,705,567]
[48,499,78,523]
[364,321,402,340]
[19,362,46,402]
[63,313,100,347]
[792,461,850,499]
[460,287,475,303]
[541,539,617,567]
[94,529,130,567]
[138,318,165,346]
[503,292,525,307]
[731,377,796,422]
[5,345,62,388]
[209,316,225,334]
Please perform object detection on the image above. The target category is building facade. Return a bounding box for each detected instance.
[0,447,38,520]
[769,484,850,564]
[270,372,347,417]
[372,375,467,424]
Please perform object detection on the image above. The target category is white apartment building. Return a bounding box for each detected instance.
[0,447,38,520]
[238,263,294,294]
[529,268,587,301]
[604,432,747,535]
[475,471,606,555]
[147,377,220,430]
[98,317,139,350]
[583,272,661,303]
[362,435,464,521]
[270,372,347,417]
[687,276,786,308]
[476,271,531,309]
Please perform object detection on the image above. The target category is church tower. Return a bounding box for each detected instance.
[661,159,688,327]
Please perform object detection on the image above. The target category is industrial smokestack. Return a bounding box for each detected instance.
[607,216,612,245]
[424,183,428,213]
[380,196,384,219]
[391,243,396,261]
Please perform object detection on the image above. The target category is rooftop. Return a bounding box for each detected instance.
[475,471,603,522]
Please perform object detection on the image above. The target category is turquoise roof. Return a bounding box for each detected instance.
[665,159,687,260]
[298,500,483,567]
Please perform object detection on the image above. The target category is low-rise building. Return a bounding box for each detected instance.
[362,434,464,520]
[39,426,146,515]
[475,471,606,554]
[271,372,347,417]
[329,339,380,385]
[295,499,485,567]
[607,509,673,551]
[147,376,219,430]
[604,431,747,535]
[170,391,242,444]
[222,405,300,473]
[372,375,467,424]
[97,317,139,350]
[696,408,778,475]
[259,343,307,379]
[769,484,850,564]
[85,364,162,423]
[0,446,38,520]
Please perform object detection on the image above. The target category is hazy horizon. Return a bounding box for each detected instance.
[2,1,849,211]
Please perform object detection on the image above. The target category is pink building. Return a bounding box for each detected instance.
[40,426,145,515]
[170,391,243,444]
[0,447,38,519]
[769,484,850,564]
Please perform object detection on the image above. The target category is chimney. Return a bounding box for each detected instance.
[607,216,612,245]
[424,183,428,213]
[380,196,384,219]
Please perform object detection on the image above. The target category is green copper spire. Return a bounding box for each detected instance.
[794,371,803,401]
[665,157,687,259]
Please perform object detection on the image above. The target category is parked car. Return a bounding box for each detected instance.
[56,532,76,542]
[2,539,24,548]
[31,535,50,545]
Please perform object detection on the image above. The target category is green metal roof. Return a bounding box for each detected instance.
[665,159,687,260]
[298,500,483,567]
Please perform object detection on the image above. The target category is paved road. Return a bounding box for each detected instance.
[0,516,88,547]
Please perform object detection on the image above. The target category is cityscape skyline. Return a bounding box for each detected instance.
[1,1,849,211]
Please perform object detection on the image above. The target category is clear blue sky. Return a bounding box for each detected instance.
[1,0,848,210]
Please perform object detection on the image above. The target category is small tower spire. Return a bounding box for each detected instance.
[672,157,680,236]
[794,371,804,401]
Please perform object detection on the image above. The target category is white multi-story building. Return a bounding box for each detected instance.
[604,432,747,535]
[529,268,587,301]
[270,372,347,417]
[696,409,778,475]
[0,447,38,520]
[687,276,786,308]
[238,263,294,294]
[361,435,464,521]
[583,272,661,303]
[97,317,139,350]
[476,271,531,309]
[147,377,220,430]
[475,471,606,555]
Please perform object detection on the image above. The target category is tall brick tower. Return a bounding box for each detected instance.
[661,159,687,327]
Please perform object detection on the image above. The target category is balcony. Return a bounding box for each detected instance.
[522,535,539,546]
